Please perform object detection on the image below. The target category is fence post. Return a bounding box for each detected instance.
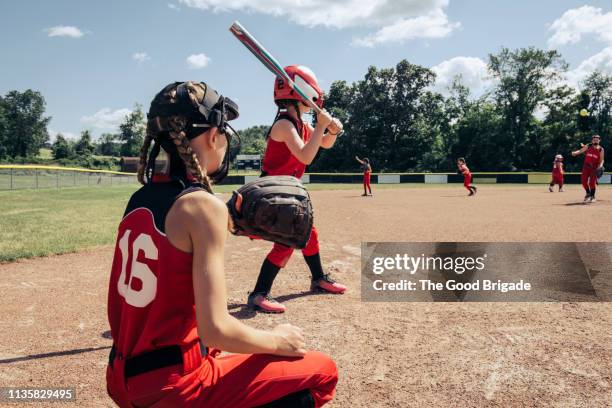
[57,171,60,188]
[88,173,90,185]
[35,169,39,189]
[10,167,13,190]
[74,171,76,186]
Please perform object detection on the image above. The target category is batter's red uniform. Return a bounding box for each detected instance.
[262,114,320,267]
[459,163,472,191]
[582,145,603,191]
[551,161,564,186]
[106,180,337,407]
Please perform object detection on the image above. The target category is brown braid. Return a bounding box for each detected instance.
[168,128,214,193]
[137,125,156,184]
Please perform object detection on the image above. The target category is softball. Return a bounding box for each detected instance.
[580,108,589,117]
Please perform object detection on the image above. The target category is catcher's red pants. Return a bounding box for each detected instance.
[267,225,320,267]
[463,174,472,191]
[107,344,337,407]
[581,167,597,191]
[363,172,372,194]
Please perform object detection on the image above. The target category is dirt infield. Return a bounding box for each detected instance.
[1,185,611,407]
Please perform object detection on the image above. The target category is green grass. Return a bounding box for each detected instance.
[2,182,607,262]
[0,182,419,262]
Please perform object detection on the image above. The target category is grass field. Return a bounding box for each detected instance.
[1,183,607,263]
[0,183,385,262]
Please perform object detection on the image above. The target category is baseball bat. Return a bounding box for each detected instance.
[229,21,323,114]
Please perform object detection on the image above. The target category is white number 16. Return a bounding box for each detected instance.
[117,230,158,308]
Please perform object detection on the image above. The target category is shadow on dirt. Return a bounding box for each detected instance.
[0,346,111,364]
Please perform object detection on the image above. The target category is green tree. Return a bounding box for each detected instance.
[488,47,567,169]
[238,125,268,155]
[118,104,146,156]
[74,130,95,156]
[96,133,121,156]
[1,90,51,159]
[0,96,7,159]
[582,71,612,138]
[52,134,74,159]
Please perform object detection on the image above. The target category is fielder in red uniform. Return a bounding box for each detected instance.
[549,154,564,192]
[106,81,337,408]
[457,158,477,196]
[248,65,347,313]
[572,134,605,203]
[356,156,372,196]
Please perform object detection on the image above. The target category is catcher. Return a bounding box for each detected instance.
[247,65,347,314]
[572,134,605,203]
[106,81,337,408]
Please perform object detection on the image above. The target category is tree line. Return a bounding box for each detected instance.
[1,46,610,173]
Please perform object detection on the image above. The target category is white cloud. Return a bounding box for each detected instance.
[430,56,492,96]
[81,108,132,130]
[45,25,85,38]
[548,6,612,48]
[186,53,211,69]
[180,0,459,46]
[168,3,180,11]
[352,9,459,47]
[132,52,150,63]
[565,47,612,88]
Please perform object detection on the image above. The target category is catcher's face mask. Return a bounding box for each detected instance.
[148,81,241,184]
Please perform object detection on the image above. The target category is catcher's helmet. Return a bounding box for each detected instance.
[274,65,323,108]
[555,154,563,161]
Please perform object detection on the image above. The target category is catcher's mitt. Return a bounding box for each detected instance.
[596,166,605,178]
[227,176,313,249]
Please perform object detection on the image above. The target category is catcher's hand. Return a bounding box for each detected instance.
[226,176,313,249]
[596,166,605,178]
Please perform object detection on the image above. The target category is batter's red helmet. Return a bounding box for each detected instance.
[274,65,323,108]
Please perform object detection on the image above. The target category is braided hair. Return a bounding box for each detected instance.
[137,81,236,194]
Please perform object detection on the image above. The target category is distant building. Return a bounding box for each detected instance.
[120,157,167,173]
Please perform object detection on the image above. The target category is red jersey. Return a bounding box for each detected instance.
[262,113,311,178]
[107,181,202,359]
[459,164,470,176]
[584,145,603,168]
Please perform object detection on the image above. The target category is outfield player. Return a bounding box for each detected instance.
[457,158,477,196]
[356,156,372,196]
[106,81,337,408]
[572,134,605,203]
[549,154,564,192]
[248,65,347,313]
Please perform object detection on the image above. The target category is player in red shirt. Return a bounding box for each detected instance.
[248,65,347,313]
[356,156,372,196]
[457,158,477,196]
[106,81,338,408]
[572,134,605,203]
[549,154,565,192]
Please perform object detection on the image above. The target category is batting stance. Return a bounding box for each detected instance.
[106,81,337,408]
[457,158,477,196]
[248,65,347,313]
[572,134,605,203]
[549,154,564,192]
[355,156,373,196]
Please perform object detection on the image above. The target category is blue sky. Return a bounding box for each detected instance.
[1,0,611,140]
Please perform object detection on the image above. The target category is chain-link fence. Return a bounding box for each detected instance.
[0,166,138,191]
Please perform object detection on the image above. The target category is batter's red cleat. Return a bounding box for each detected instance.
[247,292,286,313]
[311,274,347,294]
